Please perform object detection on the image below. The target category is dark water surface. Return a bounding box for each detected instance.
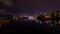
[1,20,60,34]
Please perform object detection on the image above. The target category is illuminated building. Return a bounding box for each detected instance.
[45,10,60,24]
[36,10,60,24]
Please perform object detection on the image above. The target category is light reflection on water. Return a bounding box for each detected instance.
[35,19,39,24]
[35,20,60,27]
[35,20,60,24]
[35,20,52,24]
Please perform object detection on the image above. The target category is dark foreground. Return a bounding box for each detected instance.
[1,20,60,34]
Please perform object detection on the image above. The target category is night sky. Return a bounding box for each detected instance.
[1,0,60,16]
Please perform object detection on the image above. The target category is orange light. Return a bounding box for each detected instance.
[59,21,60,24]
[45,15,51,18]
